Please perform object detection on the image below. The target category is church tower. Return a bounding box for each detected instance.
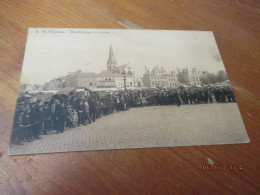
[107,45,118,71]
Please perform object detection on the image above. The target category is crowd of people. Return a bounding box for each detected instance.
[11,85,236,145]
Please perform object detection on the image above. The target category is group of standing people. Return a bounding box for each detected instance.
[11,85,236,145]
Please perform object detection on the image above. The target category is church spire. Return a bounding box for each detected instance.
[107,44,118,71]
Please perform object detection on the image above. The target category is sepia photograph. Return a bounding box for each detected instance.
[9,28,250,155]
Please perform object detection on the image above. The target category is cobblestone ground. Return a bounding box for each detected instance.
[9,103,249,155]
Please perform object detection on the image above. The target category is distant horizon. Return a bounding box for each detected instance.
[20,28,226,85]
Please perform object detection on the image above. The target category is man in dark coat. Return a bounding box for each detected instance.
[181,90,188,104]
[60,102,68,132]
[220,88,227,103]
[11,105,25,144]
[77,100,85,126]
[213,88,220,103]
[89,96,97,122]
[53,100,63,133]
[31,102,42,139]
[193,90,199,104]
[23,107,33,141]
[188,90,193,104]
[42,102,52,135]
[174,89,181,107]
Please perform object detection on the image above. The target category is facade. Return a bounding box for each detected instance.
[43,78,64,90]
[168,70,180,88]
[143,65,180,88]
[97,72,135,88]
[65,72,97,88]
[177,67,202,86]
[142,65,202,88]
[43,71,82,90]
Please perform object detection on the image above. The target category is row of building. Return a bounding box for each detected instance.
[143,65,202,88]
[40,45,203,91]
[43,45,141,90]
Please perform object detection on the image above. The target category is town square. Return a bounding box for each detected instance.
[9,29,249,155]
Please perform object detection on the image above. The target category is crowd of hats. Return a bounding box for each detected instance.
[10,85,236,145]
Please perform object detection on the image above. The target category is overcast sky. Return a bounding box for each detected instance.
[21,28,226,85]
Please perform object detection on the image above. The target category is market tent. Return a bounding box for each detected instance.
[91,87,118,92]
[17,95,31,103]
[76,88,85,92]
[36,93,53,105]
[85,87,98,92]
[178,84,189,89]
[224,80,230,84]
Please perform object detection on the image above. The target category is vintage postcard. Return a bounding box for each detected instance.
[9,28,250,155]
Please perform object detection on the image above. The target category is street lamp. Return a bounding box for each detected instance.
[122,70,127,91]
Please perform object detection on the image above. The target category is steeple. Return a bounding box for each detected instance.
[107,45,118,71]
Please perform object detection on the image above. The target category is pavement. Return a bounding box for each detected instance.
[9,103,250,155]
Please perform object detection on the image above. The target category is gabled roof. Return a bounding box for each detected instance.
[76,72,96,78]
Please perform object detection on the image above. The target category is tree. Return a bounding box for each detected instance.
[216,70,228,82]
[200,70,228,85]
[200,72,217,85]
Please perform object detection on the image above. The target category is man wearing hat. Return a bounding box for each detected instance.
[89,96,97,122]
[42,101,52,135]
[77,99,86,126]
[53,100,63,133]
[30,100,42,139]
[11,102,25,144]
[84,99,91,125]
[23,106,33,142]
